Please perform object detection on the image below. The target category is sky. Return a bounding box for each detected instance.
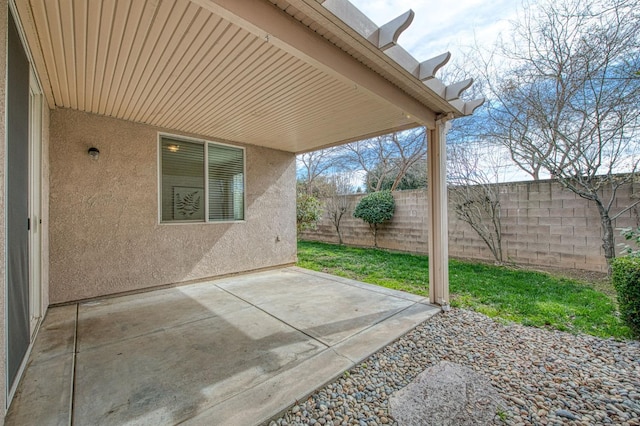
[321,1,638,186]
[298,1,533,186]
[349,0,522,66]
[346,0,534,184]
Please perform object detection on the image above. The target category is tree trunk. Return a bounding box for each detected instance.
[532,168,540,181]
[331,208,345,245]
[372,224,378,247]
[595,202,616,275]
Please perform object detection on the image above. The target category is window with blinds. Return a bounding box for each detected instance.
[160,136,245,223]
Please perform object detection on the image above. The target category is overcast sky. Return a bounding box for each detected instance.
[349,0,522,64]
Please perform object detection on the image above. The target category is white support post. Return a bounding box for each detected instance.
[428,114,452,306]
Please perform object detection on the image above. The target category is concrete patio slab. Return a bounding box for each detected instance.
[28,304,77,362]
[5,267,440,425]
[75,302,324,424]
[76,284,253,351]
[219,268,420,346]
[5,354,74,426]
[5,304,77,426]
[333,301,440,363]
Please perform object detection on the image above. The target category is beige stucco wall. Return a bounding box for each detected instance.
[0,0,8,419]
[49,108,297,304]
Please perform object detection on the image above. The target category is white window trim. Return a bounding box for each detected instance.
[157,133,246,225]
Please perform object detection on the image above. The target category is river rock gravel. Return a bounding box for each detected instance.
[270,309,640,426]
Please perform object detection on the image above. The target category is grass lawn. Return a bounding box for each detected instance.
[297,240,633,340]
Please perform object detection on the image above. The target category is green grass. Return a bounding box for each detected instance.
[297,240,634,339]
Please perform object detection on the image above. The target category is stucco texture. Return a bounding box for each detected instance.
[1,0,8,417]
[49,108,297,304]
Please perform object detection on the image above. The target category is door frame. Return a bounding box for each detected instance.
[28,69,43,338]
[5,2,45,407]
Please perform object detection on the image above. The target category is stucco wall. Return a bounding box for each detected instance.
[49,108,297,304]
[0,0,8,419]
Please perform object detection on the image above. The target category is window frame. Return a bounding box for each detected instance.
[157,133,246,225]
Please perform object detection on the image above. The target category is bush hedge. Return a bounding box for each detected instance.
[353,190,395,247]
[296,193,322,233]
[612,256,640,337]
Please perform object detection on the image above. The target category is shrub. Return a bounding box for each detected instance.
[353,190,395,247]
[611,256,640,337]
[619,226,640,257]
[296,193,322,233]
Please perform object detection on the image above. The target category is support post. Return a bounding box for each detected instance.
[428,114,452,306]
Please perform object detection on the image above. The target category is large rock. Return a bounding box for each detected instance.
[389,362,505,425]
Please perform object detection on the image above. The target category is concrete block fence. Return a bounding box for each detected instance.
[299,179,640,273]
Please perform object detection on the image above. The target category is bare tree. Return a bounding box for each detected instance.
[344,128,427,192]
[367,156,428,191]
[297,146,346,195]
[325,174,353,244]
[485,0,640,269]
[448,141,508,263]
[387,129,427,191]
[344,137,393,192]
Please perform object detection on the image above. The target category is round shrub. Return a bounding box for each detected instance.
[353,190,395,247]
[612,256,640,337]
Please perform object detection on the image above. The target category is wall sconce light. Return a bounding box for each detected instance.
[88,147,100,159]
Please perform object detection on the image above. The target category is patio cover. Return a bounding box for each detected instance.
[15,0,483,304]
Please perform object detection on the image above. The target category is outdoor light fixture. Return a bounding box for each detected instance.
[88,147,100,159]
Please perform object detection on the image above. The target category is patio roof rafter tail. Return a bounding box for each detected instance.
[445,78,474,102]
[371,10,414,51]
[189,0,437,130]
[419,52,451,81]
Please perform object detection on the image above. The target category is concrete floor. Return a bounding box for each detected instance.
[6,267,439,425]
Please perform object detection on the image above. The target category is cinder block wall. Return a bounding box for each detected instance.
[301,179,639,272]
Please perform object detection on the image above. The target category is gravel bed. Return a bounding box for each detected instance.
[270,309,640,426]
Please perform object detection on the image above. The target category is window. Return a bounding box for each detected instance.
[160,135,244,223]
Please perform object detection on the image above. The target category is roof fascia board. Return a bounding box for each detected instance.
[191,0,436,129]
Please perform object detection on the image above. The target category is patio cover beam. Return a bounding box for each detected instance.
[190,0,436,132]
